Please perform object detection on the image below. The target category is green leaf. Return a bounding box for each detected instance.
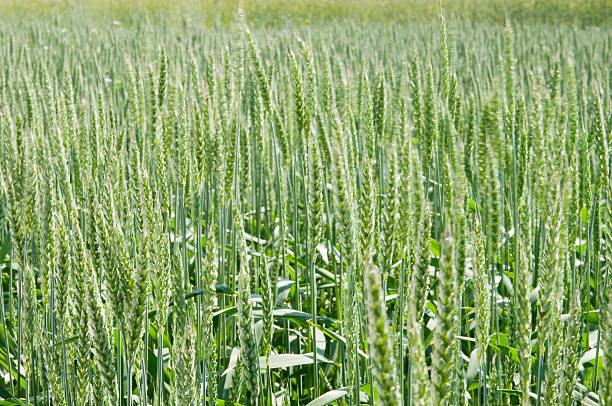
[276,279,295,304]
[488,341,520,363]
[428,238,440,257]
[252,308,336,324]
[307,321,369,359]
[304,387,370,406]
[260,352,333,370]
[498,388,522,395]
[305,388,350,406]
[585,309,599,324]
[468,198,478,212]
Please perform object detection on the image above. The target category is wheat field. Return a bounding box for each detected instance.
[0,4,610,406]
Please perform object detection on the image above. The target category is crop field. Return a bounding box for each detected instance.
[0,2,610,405]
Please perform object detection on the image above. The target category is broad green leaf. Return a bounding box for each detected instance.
[305,388,350,406]
[260,352,333,370]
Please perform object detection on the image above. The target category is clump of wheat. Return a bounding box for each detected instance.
[0,10,608,406]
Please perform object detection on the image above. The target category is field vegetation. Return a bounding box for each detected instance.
[0,2,610,405]
[1,0,610,25]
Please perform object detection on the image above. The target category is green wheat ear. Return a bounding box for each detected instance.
[234,210,260,405]
[203,220,219,406]
[431,225,458,405]
[365,258,400,406]
[85,270,116,405]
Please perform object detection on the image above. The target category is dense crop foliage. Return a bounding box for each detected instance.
[0,8,610,406]
[1,0,610,26]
